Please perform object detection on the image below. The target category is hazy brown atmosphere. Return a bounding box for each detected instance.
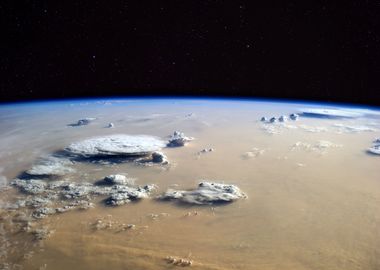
[0,99,380,270]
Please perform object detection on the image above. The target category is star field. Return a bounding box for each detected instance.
[0,1,379,105]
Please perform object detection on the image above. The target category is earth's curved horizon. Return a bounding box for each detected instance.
[0,98,379,270]
[2,96,380,110]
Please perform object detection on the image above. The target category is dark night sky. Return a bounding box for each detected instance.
[1,1,379,105]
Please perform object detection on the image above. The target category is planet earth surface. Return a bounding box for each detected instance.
[0,98,380,270]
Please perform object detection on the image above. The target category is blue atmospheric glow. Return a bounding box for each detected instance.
[0,96,379,111]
